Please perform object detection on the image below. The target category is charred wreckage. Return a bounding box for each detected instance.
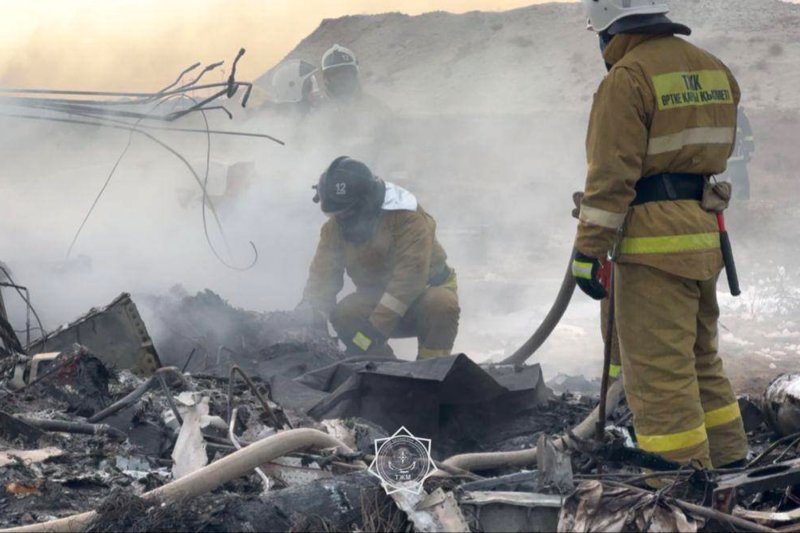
[0,284,798,532]
[0,44,799,533]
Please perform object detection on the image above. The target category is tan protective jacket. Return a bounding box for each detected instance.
[576,34,740,280]
[302,206,449,337]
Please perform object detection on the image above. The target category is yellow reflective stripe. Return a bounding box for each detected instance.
[418,347,450,360]
[652,69,734,111]
[608,364,621,379]
[705,402,742,429]
[579,204,627,229]
[638,424,708,453]
[572,261,594,280]
[353,332,372,351]
[440,270,458,291]
[379,293,408,317]
[647,127,735,155]
[621,232,720,255]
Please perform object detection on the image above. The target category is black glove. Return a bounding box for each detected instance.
[572,251,609,301]
[351,320,387,353]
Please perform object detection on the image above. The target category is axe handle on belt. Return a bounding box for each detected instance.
[717,213,741,297]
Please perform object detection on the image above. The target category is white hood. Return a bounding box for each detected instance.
[382,182,418,212]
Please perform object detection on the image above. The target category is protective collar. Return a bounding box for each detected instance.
[382,182,418,212]
[603,33,661,66]
[607,13,691,37]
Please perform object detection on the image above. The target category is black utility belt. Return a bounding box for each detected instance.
[631,173,705,206]
[429,264,452,286]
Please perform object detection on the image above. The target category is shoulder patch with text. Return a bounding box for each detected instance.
[651,70,733,110]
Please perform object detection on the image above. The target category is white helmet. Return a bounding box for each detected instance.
[581,0,669,32]
[321,44,358,72]
[270,59,318,104]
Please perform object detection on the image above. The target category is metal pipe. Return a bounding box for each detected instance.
[16,417,126,441]
[88,367,185,423]
[229,407,270,491]
[2,428,356,533]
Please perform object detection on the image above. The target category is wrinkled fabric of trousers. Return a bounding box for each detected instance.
[330,284,459,360]
[615,263,748,468]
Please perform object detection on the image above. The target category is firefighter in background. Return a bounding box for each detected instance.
[313,45,393,161]
[572,0,748,469]
[723,108,755,201]
[268,59,321,115]
[298,156,459,360]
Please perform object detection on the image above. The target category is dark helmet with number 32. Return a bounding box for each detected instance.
[313,156,383,218]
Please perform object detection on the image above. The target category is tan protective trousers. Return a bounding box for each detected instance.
[615,263,748,468]
[329,285,460,360]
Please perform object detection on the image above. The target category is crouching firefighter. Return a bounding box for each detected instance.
[298,156,460,359]
[572,0,748,469]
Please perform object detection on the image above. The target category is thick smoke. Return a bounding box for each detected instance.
[1,0,799,385]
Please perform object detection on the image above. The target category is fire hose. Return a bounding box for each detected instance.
[442,379,625,472]
[1,428,357,533]
[501,251,577,366]
[4,386,626,532]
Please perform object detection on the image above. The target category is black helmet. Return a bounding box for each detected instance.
[313,156,382,217]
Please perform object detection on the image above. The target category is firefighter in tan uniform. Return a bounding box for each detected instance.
[572,0,748,468]
[299,156,459,359]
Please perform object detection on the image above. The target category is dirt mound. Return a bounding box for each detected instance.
[257,0,800,114]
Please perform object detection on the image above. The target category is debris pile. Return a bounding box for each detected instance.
[2,292,800,532]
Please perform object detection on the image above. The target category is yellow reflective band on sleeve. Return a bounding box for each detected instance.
[705,402,742,429]
[638,424,708,453]
[441,270,458,291]
[353,332,372,351]
[579,204,627,229]
[418,347,450,360]
[379,293,408,317]
[608,364,621,379]
[572,261,594,280]
[652,70,734,111]
[647,127,735,155]
[621,232,720,255]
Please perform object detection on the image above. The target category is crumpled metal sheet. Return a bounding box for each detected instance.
[392,488,470,533]
[26,293,161,377]
[558,481,702,533]
[303,355,551,456]
[459,491,562,532]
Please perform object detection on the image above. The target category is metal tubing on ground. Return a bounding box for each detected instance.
[16,417,127,441]
[1,428,357,533]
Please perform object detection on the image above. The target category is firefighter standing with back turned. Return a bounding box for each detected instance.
[298,156,460,360]
[572,0,748,469]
